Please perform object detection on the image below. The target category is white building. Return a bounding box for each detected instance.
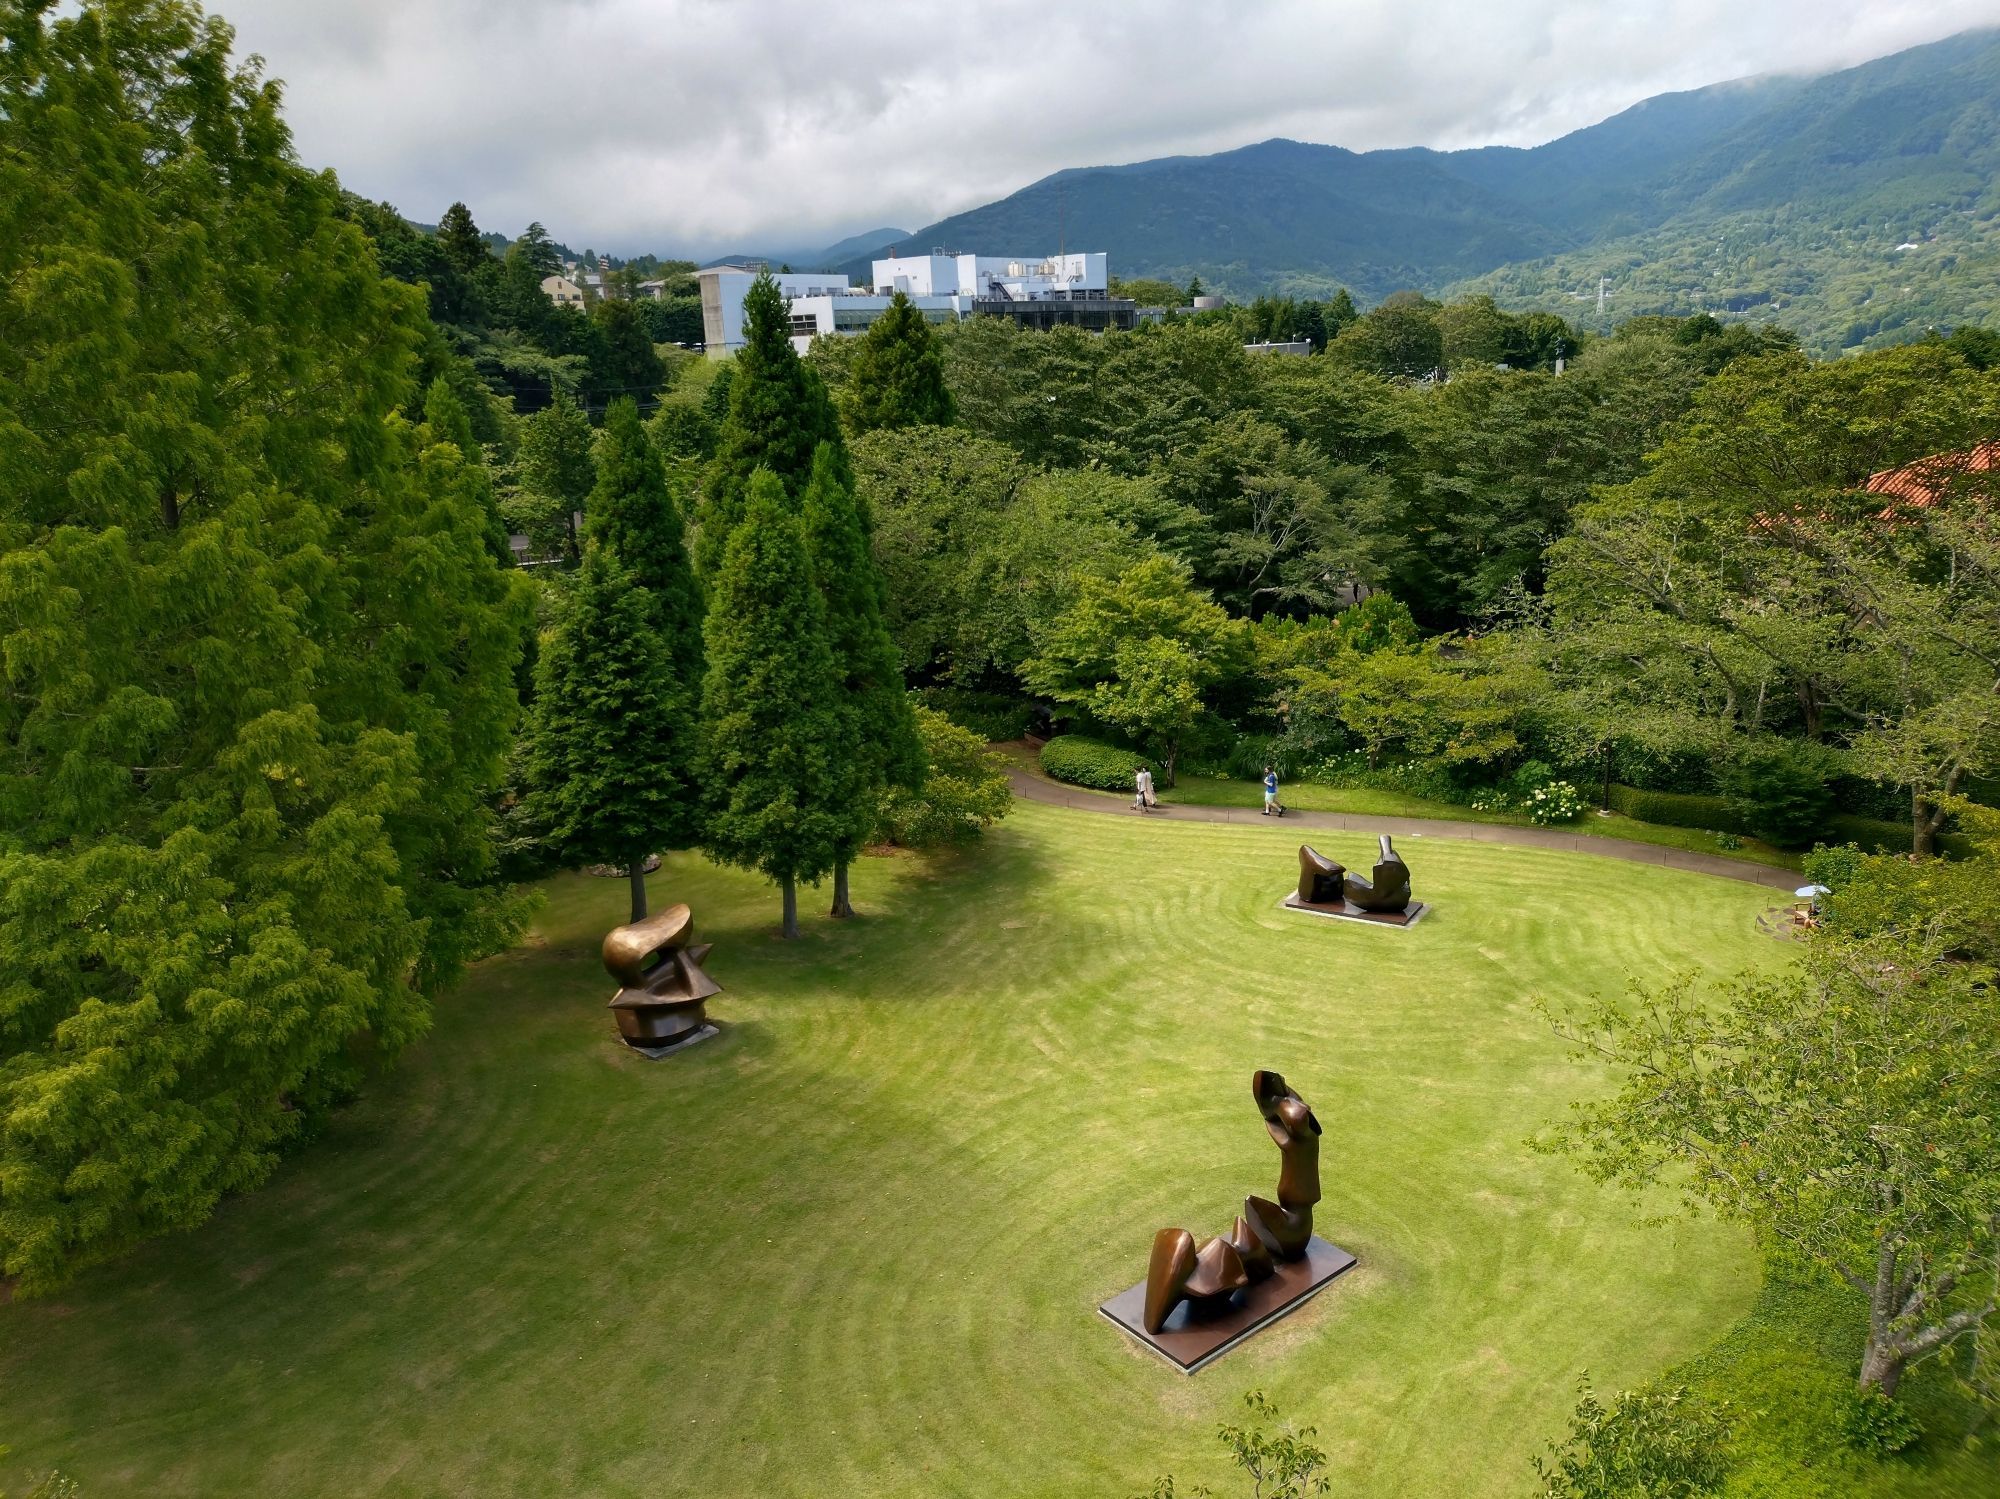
[697,252,1132,357]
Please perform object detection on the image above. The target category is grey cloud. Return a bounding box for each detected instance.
[215,0,2000,255]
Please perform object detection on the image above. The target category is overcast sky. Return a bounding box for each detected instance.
[214,0,2000,258]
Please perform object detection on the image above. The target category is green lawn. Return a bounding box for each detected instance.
[0,803,1890,1497]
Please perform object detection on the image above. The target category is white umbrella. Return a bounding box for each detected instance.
[1794,884,1830,899]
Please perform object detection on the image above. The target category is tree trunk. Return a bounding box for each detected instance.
[780,873,799,940]
[1912,788,1936,859]
[1859,1338,1905,1399]
[627,859,648,923]
[1600,745,1613,811]
[829,859,854,919]
[1163,743,1178,789]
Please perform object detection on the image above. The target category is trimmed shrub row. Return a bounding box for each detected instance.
[1607,788,1972,857]
[1606,784,1752,835]
[1040,734,1143,792]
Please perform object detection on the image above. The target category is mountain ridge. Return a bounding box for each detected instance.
[847,29,2000,350]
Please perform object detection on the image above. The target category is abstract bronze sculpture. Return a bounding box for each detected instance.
[1343,834,1411,913]
[1242,1070,1322,1259]
[1286,837,1425,926]
[1141,1070,1325,1333]
[603,903,721,1054]
[1297,845,1345,905]
[1100,1071,1358,1372]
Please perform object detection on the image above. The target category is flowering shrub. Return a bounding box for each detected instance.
[1524,780,1587,825]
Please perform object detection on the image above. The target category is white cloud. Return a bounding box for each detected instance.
[213,0,2000,256]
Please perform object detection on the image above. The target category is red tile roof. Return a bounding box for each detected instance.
[1863,440,2000,511]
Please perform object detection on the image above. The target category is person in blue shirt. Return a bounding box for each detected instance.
[1262,765,1280,815]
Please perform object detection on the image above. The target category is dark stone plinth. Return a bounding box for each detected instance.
[625,1022,719,1060]
[1100,1235,1357,1374]
[1281,893,1429,928]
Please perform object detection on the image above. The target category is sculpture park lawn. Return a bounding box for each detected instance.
[3,802,1797,1495]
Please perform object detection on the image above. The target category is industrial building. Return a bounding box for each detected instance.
[697,251,1137,355]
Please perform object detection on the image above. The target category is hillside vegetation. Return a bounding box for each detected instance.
[872,29,2000,352]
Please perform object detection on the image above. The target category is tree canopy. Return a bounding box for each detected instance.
[0,0,530,1290]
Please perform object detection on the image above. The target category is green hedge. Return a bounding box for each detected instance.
[1609,789,1974,857]
[1824,813,1972,859]
[1040,735,1143,792]
[1607,784,1751,835]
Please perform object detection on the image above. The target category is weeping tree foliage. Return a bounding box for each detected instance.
[840,290,956,434]
[698,474,849,938]
[697,272,840,574]
[798,444,921,917]
[524,545,700,922]
[0,0,532,1290]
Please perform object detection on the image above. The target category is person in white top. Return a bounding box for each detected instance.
[1134,765,1156,811]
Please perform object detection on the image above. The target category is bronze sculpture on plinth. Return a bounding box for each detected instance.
[1342,834,1411,913]
[1141,1070,1326,1332]
[1102,1070,1358,1371]
[1242,1069,1322,1259]
[1297,845,1346,905]
[603,903,721,1054]
[1287,837,1424,926]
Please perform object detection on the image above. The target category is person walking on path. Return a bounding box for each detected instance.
[1262,765,1282,816]
[1133,764,1156,812]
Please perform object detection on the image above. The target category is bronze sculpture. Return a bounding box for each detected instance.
[1141,1070,1325,1332]
[1242,1070,1322,1259]
[603,903,721,1053]
[1297,845,1345,905]
[1342,834,1411,913]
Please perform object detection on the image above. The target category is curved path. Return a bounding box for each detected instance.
[1006,767,1801,892]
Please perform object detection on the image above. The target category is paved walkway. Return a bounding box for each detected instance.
[1006,768,1801,893]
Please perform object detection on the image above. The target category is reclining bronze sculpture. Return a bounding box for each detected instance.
[1297,845,1345,905]
[603,903,721,1052]
[1343,834,1411,913]
[1142,1070,1324,1332]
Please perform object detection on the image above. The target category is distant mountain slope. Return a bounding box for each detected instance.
[864,28,2000,345]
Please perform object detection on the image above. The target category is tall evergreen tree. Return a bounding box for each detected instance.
[841,291,957,434]
[699,473,849,937]
[511,220,563,279]
[0,0,530,1290]
[514,389,595,562]
[526,546,698,922]
[799,444,923,917]
[435,201,490,277]
[698,272,840,573]
[585,398,704,680]
[591,295,667,405]
[422,376,511,564]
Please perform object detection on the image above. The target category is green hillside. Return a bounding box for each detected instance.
[870,28,2000,350]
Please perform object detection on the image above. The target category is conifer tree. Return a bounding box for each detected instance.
[698,272,840,573]
[435,201,490,277]
[423,376,512,564]
[0,1,530,1290]
[526,546,698,922]
[585,398,704,668]
[699,473,849,937]
[799,444,923,917]
[841,291,957,434]
[514,389,596,561]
